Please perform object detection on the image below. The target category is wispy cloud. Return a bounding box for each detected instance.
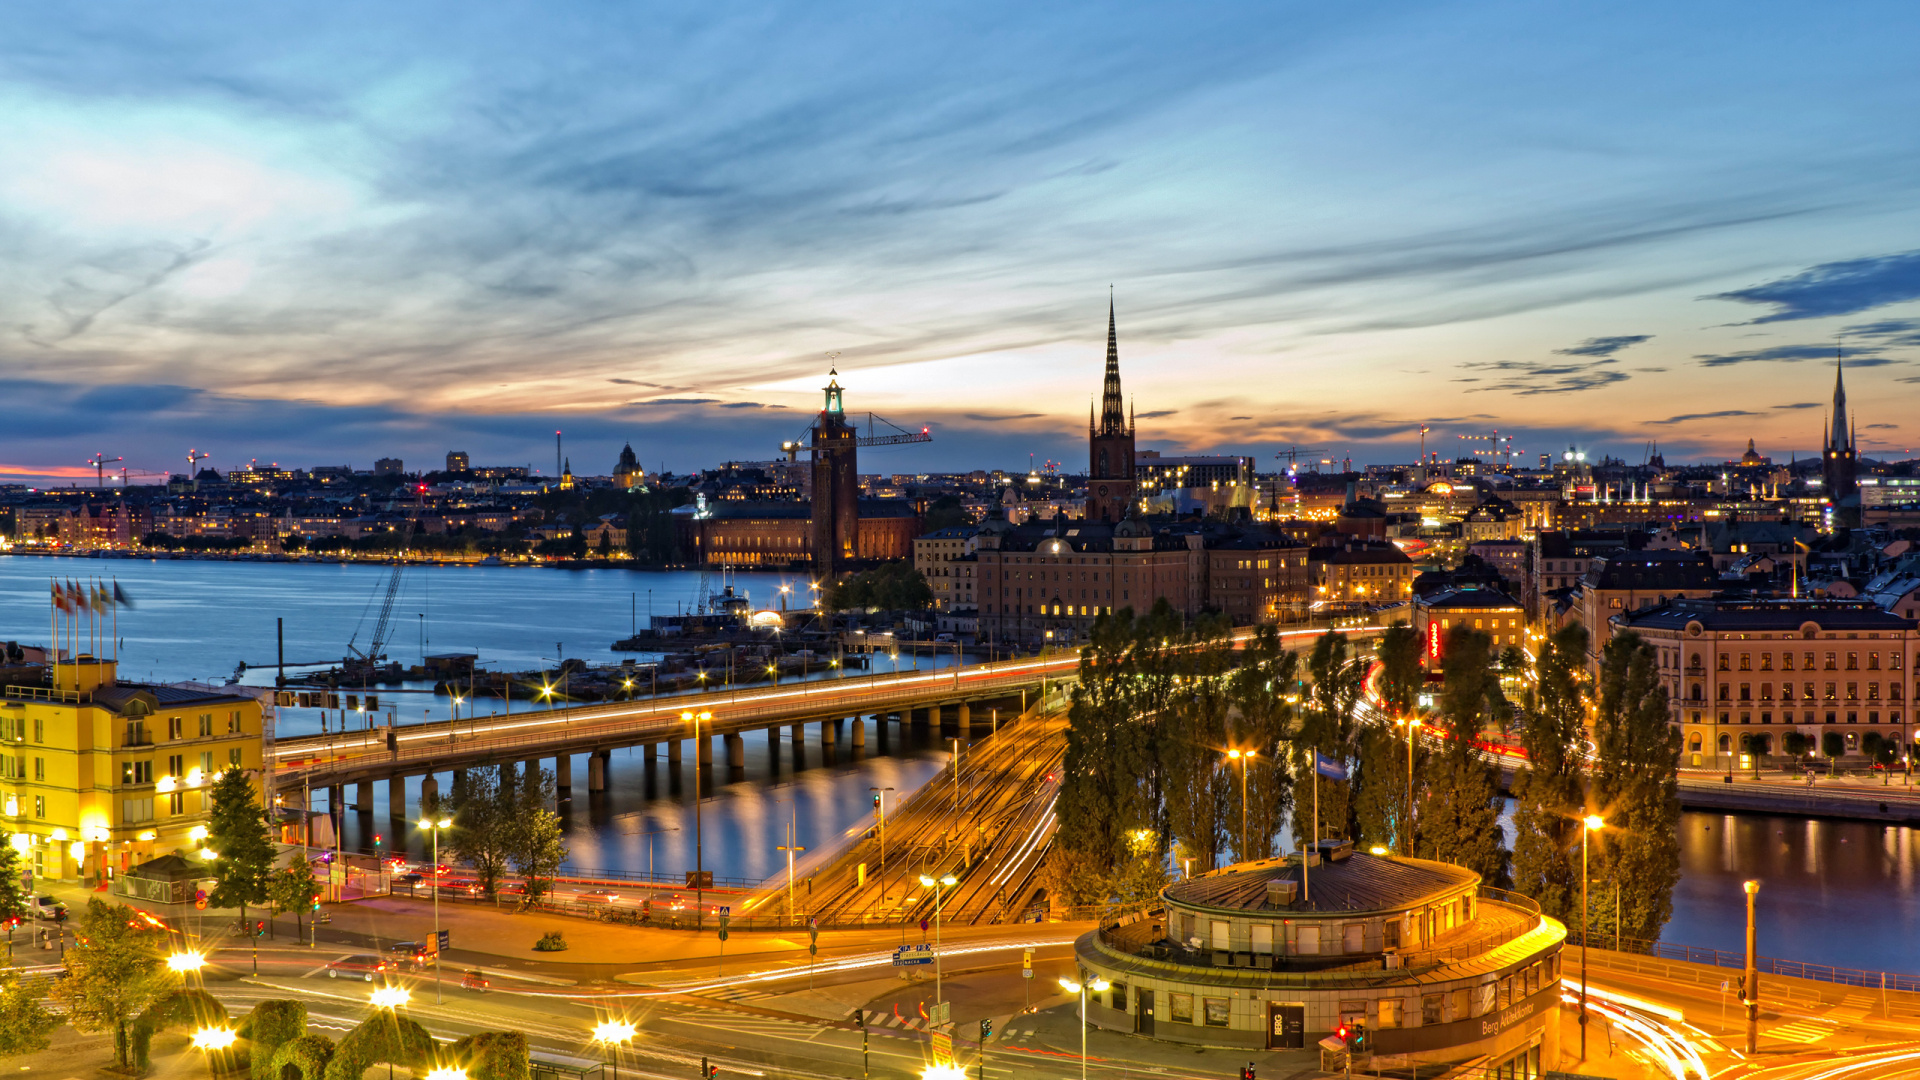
[1555,334,1651,358]
[1707,250,1920,322]
[1461,358,1630,395]
[1694,344,1900,368]
[1649,409,1756,425]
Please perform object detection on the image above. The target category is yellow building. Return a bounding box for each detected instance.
[0,657,266,883]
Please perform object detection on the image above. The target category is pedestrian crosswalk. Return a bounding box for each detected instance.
[1828,994,1878,1023]
[702,987,780,1004]
[1766,1019,1833,1044]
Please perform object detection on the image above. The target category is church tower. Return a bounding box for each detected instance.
[810,369,860,577]
[1822,357,1860,528]
[1087,300,1137,523]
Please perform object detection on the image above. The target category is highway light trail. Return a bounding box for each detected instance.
[1566,987,1708,1080]
[573,936,1081,997]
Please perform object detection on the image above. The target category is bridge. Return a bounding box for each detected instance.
[273,622,1387,817]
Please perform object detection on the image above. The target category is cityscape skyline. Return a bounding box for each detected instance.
[5,2,1920,479]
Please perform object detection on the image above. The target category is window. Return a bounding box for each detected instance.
[168,716,183,740]
[228,748,243,768]
[198,715,213,737]
[1740,653,1751,671]
[1170,994,1194,1024]
[1343,923,1364,953]
[200,751,214,774]
[169,791,185,815]
[1718,655,1730,671]
[1848,652,1859,671]
[1783,653,1795,671]
[32,796,44,819]
[1826,653,1838,670]
[122,797,154,823]
[167,754,184,777]
[121,760,154,784]
[1203,998,1230,1027]
[30,719,40,743]
[123,720,150,747]
[1761,653,1773,671]
[1378,998,1402,1028]
[1422,994,1444,1027]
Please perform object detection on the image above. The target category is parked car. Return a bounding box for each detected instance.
[460,969,490,993]
[326,955,396,981]
[30,897,67,922]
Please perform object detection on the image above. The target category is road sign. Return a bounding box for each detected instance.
[435,929,450,953]
[931,1030,953,1063]
[1022,946,1033,978]
[928,1000,951,1026]
[686,871,713,889]
[891,944,935,967]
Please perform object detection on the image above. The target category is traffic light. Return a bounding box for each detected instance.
[872,792,881,809]
[254,920,265,937]
[1335,1025,1350,1048]
[1349,1022,1368,1053]
[311,893,322,912]
[699,1057,717,1078]
[979,1017,993,1040]
[1239,1066,1257,1080]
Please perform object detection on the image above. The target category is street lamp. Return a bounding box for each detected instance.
[1399,716,1421,855]
[1742,880,1760,1054]
[422,1069,467,1080]
[166,951,205,975]
[918,873,958,1004]
[419,815,454,1004]
[1058,976,1110,1080]
[1226,750,1253,862]
[683,710,714,925]
[1579,814,1605,1061]
[591,1019,637,1080]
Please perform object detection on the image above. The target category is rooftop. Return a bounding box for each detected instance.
[1165,852,1475,915]
[1617,596,1917,634]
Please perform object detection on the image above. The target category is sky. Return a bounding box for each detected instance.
[5,0,1920,483]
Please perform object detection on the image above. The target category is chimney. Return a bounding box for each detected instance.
[1265,879,1299,907]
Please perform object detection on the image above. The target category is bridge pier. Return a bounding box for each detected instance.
[820,718,837,752]
[725,733,745,772]
[668,739,682,765]
[388,776,406,822]
[420,775,439,808]
[588,753,606,792]
[352,781,373,813]
[957,702,972,735]
[790,724,804,746]
[697,736,713,767]
[555,754,572,792]
[643,742,656,764]
[910,706,930,730]
[851,718,866,756]
[452,768,467,789]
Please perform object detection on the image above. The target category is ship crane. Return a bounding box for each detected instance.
[85,454,123,488]
[780,413,933,461]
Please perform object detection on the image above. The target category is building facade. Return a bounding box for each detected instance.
[1414,587,1527,662]
[0,657,267,883]
[1074,848,1563,1072]
[914,526,980,612]
[1569,551,1718,672]
[1615,597,1917,769]
[1823,362,1860,528]
[811,372,861,577]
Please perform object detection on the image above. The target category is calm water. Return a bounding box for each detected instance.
[6,555,1918,969]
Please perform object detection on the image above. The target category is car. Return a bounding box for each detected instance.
[386,940,424,957]
[577,889,619,903]
[460,969,490,992]
[326,955,396,981]
[400,873,425,885]
[30,897,67,923]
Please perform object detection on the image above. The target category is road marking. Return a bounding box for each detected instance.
[1765,1019,1832,1044]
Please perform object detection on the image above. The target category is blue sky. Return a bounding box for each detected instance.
[5,0,1920,482]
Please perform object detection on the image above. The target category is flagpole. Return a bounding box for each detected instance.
[49,580,57,668]
[1308,765,1317,905]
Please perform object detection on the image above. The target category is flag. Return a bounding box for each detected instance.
[1313,750,1347,781]
[113,581,134,609]
[93,584,111,614]
[50,581,64,612]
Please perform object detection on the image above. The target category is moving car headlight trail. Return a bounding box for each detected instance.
[1563,985,1709,1080]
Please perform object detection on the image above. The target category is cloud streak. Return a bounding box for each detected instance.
[1708,250,1920,322]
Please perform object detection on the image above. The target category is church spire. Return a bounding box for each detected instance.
[1099,298,1126,436]
[1831,352,1850,451]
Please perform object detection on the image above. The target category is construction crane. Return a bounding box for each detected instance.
[346,521,416,665]
[85,454,123,488]
[1457,431,1519,468]
[779,413,933,462]
[1274,447,1328,475]
[186,449,210,474]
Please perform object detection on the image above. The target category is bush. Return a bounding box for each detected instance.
[242,1000,308,1080]
[448,1032,530,1080]
[1823,731,1846,759]
[534,931,568,952]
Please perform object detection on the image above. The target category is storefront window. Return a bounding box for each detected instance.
[1203,998,1229,1027]
[1170,994,1193,1024]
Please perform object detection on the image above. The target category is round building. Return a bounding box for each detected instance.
[1073,843,1565,1074]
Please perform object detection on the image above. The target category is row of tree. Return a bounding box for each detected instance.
[1051,604,1684,943]
[431,763,568,902]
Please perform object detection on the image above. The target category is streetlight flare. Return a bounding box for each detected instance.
[167,951,205,973]
[1583,814,1605,831]
[592,1019,637,1044]
[424,1069,467,1080]
[370,985,411,1009]
[192,1027,237,1050]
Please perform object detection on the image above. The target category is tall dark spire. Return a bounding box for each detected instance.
[1099,298,1127,436]
[1830,353,1850,451]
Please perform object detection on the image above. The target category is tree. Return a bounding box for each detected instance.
[50,899,174,1069]
[0,843,30,925]
[1228,627,1296,861]
[506,767,566,904]
[1417,626,1511,886]
[1161,662,1230,872]
[1058,609,1159,873]
[1375,622,1422,716]
[1822,731,1845,759]
[1294,631,1363,849]
[447,767,515,897]
[269,859,319,944]
[1510,623,1589,924]
[0,974,60,1058]
[207,768,275,928]
[1591,631,1682,943]
[1781,731,1813,759]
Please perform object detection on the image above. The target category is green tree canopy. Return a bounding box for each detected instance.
[50,899,175,1069]
[0,973,60,1058]
[823,562,934,611]
[206,768,275,923]
[1417,626,1511,887]
[1590,630,1682,943]
[1510,622,1589,924]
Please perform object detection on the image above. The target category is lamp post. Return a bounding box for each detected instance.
[918,873,957,1005]
[682,710,713,926]
[420,815,453,1004]
[371,985,410,1080]
[1400,717,1420,855]
[869,786,893,902]
[1579,814,1604,1061]
[1742,880,1760,1054]
[1057,976,1110,1080]
[1226,750,1252,862]
[591,1019,636,1080]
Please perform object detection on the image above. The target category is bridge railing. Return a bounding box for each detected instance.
[1565,930,1920,993]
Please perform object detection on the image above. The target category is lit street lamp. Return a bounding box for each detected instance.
[1742,880,1760,1054]
[1226,750,1253,862]
[1058,976,1110,1080]
[683,710,714,926]
[918,873,958,1004]
[1579,814,1604,1061]
[419,815,453,1003]
[592,1019,637,1080]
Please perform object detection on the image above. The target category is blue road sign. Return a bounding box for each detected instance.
[892,944,935,967]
